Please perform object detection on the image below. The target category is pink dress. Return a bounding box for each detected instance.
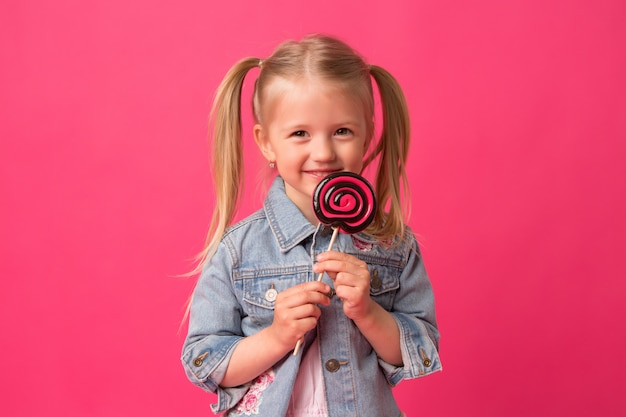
[287,338,329,417]
[286,338,407,417]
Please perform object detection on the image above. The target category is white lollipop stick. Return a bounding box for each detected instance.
[293,227,339,355]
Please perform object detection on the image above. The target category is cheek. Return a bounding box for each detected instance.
[275,153,301,174]
[342,146,366,170]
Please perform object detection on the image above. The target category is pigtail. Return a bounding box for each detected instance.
[368,65,411,241]
[194,57,261,272]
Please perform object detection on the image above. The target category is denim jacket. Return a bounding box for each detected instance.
[182,177,441,416]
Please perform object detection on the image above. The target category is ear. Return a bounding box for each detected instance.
[254,124,276,162]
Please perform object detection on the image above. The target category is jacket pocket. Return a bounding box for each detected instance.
[367,264,400,310]
[238,269,310,321]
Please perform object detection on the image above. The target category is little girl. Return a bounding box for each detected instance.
[182,34,441,417]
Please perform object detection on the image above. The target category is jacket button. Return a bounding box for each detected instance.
[264,284,277,302]
[370,269,382,290]
[193,352,208,367]
[419,347,432,367]
[320,225,334,236]
[325,359,340,372]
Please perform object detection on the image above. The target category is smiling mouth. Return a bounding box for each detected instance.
[306,170,342,178]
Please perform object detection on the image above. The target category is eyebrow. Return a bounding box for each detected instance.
[281,120,362,131]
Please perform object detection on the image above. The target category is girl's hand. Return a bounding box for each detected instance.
[268,281,331,352]
[313,251,373,322]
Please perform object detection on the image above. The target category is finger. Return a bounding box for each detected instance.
[278,281,331,300]
[276,285,332,308]
[275,301,322,321]
[314,259,369,279]
[317,252,369,272]
[272,307,321,345]
[317,251,364,266]
[335,274,370,294]
[335,275,369,300]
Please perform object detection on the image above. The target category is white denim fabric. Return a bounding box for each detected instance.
[181,176,441,417]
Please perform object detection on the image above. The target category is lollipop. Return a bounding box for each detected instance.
[313,171,377,234]
[293,172,377,355]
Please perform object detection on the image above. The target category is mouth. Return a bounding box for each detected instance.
[305,169,342,178]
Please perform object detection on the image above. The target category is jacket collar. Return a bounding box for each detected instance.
[264,176,317,252]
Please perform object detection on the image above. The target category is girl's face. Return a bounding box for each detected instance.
[254,77,370,225]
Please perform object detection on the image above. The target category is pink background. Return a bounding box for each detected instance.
[1,1,625,416]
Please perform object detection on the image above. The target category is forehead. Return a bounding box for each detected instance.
[260,76,368,122]
[266,76,350,100]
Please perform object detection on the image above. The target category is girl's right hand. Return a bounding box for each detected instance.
[269,281,331,351]
[220,281,332,387]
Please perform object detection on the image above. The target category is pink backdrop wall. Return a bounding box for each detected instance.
[1,1,625,416]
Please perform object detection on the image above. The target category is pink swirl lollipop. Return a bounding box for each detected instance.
[293,172,376,355]
[313,172,376,234]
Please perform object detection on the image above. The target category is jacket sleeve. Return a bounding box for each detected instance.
[180,241,249,414]
[378,232,442,385]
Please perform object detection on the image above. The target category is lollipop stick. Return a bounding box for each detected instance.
[316,227,338,282]
[293,226,339,355]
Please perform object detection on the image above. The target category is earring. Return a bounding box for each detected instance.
[269,161,275,169]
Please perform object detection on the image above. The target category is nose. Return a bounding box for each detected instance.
[310,135,336,162]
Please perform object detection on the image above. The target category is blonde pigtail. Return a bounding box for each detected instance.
[368,65,411,242]
[194,57,261,273]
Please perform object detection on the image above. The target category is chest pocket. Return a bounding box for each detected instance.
[367,264,400,310]
[238,269,310,323]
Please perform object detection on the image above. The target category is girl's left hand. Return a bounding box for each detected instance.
[313,251,373,322]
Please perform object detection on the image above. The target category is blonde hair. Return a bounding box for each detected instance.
[195,35,411,272]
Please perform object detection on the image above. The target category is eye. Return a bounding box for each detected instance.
[291,130,308,137]
[335,128,353,136]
